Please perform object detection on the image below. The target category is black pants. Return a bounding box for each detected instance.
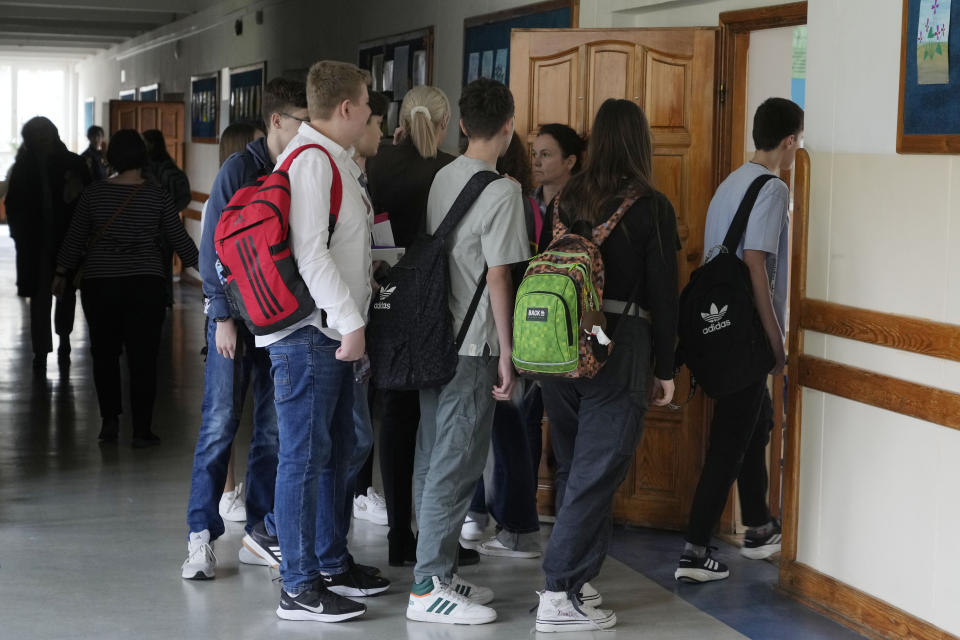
[685,379,774,546]
[540,318,651,595]
[30,285,76,357]
[80,276,167,435]
[378,388,420,556]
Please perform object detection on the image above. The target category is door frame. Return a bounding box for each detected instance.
[714,1,807,186]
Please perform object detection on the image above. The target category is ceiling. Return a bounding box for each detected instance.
[0,0,209,59]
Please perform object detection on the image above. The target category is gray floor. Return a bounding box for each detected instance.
[0,226,753,638]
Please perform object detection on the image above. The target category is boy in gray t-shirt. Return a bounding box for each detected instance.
[675,97,803,585]
[407,79,529,626]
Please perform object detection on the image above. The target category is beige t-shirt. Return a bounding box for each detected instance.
[426,155,530,356]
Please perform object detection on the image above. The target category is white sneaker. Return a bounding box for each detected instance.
[579,582,602,607]
[406,576,497,625]
[460,515,487,542]
[181,530,216,580]
[352,487,388,525]
[477,535,541,559]
[450,573,494,605]
[535,590,616,633]
[218,483,247,523]
[238,545,270,566]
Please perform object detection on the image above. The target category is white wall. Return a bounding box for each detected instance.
[800,0,960,635]
[745,26,793,156]
[588,0,793,28]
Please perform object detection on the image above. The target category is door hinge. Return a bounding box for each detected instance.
[718,83,726,105]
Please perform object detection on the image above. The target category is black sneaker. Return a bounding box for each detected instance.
[674,547,730,583]
[352,561,382,576]
[131,431,161,448]
[276,586,366,622]
[458,543,480,566]
[741,521,782,560]
[320,563,390,597]
[242,520,281,569]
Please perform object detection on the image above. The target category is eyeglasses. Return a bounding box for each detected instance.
[280,112,309,123]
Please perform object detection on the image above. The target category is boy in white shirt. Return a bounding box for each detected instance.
[258,60,384,623]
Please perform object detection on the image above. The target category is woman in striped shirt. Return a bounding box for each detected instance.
[54,129,198,447]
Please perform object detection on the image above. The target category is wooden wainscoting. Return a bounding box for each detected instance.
[780,149,959,640]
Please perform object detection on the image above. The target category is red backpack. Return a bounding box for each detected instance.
[214,144,342,335]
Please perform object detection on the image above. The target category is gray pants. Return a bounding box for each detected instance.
[413,355,497,583]
[540,319,651,595]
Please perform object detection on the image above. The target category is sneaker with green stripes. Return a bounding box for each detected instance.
[406,576,497,625]
[450,573,494,605]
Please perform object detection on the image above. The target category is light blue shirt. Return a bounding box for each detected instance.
[703,162,790,330]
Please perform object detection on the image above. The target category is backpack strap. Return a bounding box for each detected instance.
[276,143,343,237]
[276,143,345,329]
[433,170,502,353]
[433,170,502,242]
[722,173,780,253]
[551,194,566,239]
[593,195,637,245]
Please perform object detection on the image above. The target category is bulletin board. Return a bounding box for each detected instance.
[190,72,219,143]
[898,0,960,153]
[358,27,434,133]
[229,62,265,125]
[462,0,575,87]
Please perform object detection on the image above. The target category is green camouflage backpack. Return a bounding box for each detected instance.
[512,195,636,378]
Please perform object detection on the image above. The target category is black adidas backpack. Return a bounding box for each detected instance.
[677,174,779,398]
[367,171,503,390]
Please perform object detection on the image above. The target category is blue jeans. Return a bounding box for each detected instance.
[186,318,278,540]
[349,379,374,500]
[268,326,356,594]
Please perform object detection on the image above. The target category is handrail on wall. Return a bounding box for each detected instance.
[778,148,960,640]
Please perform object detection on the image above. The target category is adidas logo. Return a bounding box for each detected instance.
[700,303,727,323]
[379,284,396,301]
[374,284,396,310]
[701,302,731,335]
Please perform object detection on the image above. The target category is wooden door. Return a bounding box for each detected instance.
[512,28,717,530]
[109,100,186,169]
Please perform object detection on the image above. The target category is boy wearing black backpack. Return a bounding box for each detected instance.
[405,78,530,626]
[675,97,803,584]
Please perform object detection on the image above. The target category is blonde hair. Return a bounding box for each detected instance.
[306,60,371,120]
[400,86,450,159]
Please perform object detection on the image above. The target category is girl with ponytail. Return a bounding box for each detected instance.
[365,86,465,568]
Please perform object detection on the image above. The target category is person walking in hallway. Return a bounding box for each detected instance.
[674,97,803,584]
[53,129,198,447]
[4,116,90,374]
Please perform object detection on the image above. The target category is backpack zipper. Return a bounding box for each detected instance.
[524,290,574,346]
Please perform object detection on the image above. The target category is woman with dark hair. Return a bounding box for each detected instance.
[532,99,679,633]
[532,123,584,216]
[4,116,90,373]
[54,129,198,447]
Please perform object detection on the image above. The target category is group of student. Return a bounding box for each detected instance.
[179,56,803,633]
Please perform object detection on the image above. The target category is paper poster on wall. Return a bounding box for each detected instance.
[493,49,508,83]
[467,52,480,83]
[393,45,410,95]
[412,50,427,87]
[917,0,951,84]
[371,54,384,92]
[481,50,494,78]
[382,60,394,97]
[191,73,219,143]
[229,63,265,124]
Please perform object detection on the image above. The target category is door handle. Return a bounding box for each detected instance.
[686,252,700,263]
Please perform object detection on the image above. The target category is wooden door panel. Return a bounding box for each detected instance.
[513,28,717,531]
[644,52,690,129]
[140,105,158,131]
[585,42,636,133]
[529,48,581,140]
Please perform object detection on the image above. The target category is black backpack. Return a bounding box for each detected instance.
[677,174,780,398]
[367,171,502,390]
